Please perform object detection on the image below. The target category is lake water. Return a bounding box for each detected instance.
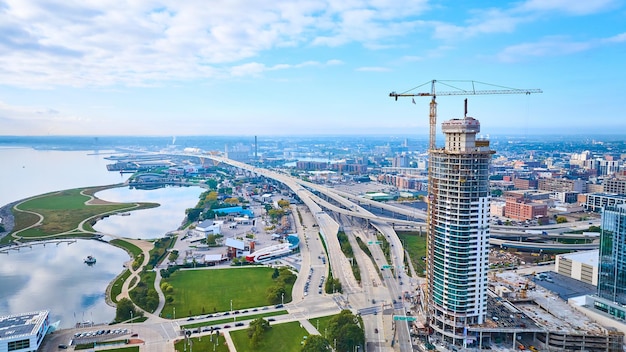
[0,147,203,328]
[0,147,128,208]
[93,185,204,239]
[0,239,129,328]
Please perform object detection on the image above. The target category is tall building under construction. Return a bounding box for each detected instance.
[427,114,494,346]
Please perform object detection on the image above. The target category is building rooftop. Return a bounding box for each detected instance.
[0,311,48,341]
[559,249,599,267]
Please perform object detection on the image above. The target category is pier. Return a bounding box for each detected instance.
[0,239,77,254]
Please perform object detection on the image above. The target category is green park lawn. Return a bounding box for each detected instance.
[174,333,229,352]
[398,232,427,276]
[162,267,287,318]
[308,313,338,338]
[110,238,143,258]
[9,187,157,239]
[231,321,309,352]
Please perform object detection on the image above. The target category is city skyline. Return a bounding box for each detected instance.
[1,0,625,136]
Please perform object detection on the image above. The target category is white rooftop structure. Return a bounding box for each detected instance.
[224,238,245,250]
[204,254,223,262]
[0,311,49,352]
[559,249,599,267]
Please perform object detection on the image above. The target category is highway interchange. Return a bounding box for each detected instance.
[42,154,602,351]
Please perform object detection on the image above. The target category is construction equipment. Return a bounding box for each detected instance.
[389,79,543,151]
[389,80,541,324]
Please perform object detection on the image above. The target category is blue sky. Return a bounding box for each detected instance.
[0,0,625,137]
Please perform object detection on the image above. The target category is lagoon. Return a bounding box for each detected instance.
[93,185,204,239]
[0,239,129,328]
[0,147,204,328]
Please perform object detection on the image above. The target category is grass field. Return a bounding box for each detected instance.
[231,321,309,352]
[174,333,229,352]
[181,310,288,329]
[110,269,131,303]
[110,239,143,258]
[308,313,339,338]
[10,187,157,239]
[93,346,139,352]
[162,267,288,317]
[398,231,427,277]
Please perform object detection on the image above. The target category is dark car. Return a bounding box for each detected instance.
[223,325,231,328]
[131,333,138,337]
[58,345,68,350]
[235,322,244,327]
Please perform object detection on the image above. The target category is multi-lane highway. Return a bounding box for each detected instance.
[183,153,600,351]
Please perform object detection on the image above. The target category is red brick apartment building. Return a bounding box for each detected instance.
[505,197,548,221]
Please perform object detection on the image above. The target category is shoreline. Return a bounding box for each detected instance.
[0,200,19,241]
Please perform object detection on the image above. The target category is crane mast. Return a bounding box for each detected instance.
[390,79,542,151]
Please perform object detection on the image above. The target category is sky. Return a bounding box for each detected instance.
[0,0,625,137]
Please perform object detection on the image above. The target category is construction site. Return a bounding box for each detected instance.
[412,269,623,351]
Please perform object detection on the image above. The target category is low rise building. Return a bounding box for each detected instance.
[556,250,599,286]
[603,178,626,195]
[0,311,49,352]
[584,193,626,212]
[505,197,548,221]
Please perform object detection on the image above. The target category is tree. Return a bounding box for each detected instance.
[327,310,365,352]
[556,216,568,224]
[302,335,331,351]
[168,250,179,262]
[206,234,217,246]
[206,179,218,190]
[224,197,239,205]
[266,285,286,305]
[267,208,285,223]
[247,318,271,348]
[277,199,290,208]
[186,208,202,222]
[115,298,138,322]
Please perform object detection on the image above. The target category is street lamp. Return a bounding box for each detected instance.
[130,310,133,322]
[281,293,284,306]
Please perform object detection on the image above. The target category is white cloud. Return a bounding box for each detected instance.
[496,31,626,62]
[432,0,619,42]
[0,0,429,88]
[604,32,626,43]
[518,0,618,15]
[356,66,390,72]
[496,36,592,62]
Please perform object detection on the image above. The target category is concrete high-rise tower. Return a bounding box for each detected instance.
[427,112,494,346]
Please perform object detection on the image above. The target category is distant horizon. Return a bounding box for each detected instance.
[1,130,626,138]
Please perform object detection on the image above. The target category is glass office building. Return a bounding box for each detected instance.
[590,205,626,320]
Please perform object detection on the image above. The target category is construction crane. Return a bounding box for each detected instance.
[390,80,541,319]
[389,79,543,151]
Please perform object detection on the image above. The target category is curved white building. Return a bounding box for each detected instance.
[427,115,493,347]
[245,235,300,263]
